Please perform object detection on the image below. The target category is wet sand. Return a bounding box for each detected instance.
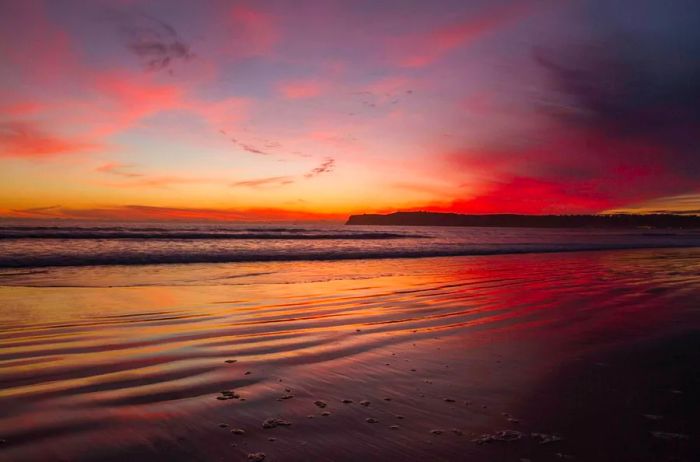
[0,248,698,461]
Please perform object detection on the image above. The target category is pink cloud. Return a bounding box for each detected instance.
[278,79,326,99]
[0,1,80,82]
[388,2,534,68]
[95,162,143,178]
[229,4,278,56]
[0,121,95,158]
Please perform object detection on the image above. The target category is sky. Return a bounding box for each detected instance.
[1,0,699,221]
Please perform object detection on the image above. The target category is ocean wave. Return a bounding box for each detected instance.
[0,243,697,268]
[0,231,419,240]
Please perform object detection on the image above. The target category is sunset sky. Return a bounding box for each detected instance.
[1,0,699,221]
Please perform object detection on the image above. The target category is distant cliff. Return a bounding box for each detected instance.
[346,212,700,228]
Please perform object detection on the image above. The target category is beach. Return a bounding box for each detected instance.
[0,247,698,461]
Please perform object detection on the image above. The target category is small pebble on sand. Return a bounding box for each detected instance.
[395,415,404,419]
[231,428,245,435]
[268,437,276,442]
[247,452,266,462]
[321,411,331,416]
[383,397,392,401]
[650,431,688,440]
[218,390,240,400]
[430,429,443,435]
[218,423,228,428]
[341,399,353,404]
[390,425,399,430]
[314,400,327,408]
[366,418,378,423]
[472,430,523,444]
[531,432,563,444]
[224,359,237,363]
[244,371,251,375]
[262,418,292,429]
[360,400,370,407]
[444,398,455,403]
[451,429,463,436]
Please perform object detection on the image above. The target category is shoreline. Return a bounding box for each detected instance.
[0,248,698,461]
[2,243,700,271]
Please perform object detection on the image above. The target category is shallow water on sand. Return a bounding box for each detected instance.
[0,249,699,461]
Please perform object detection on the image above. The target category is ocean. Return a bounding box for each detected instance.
[2,220,700,270]
[1,222,699,461]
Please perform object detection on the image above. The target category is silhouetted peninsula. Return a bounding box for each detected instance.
[346,212,700,228]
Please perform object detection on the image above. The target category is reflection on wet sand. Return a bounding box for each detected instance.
[0,249,698,461]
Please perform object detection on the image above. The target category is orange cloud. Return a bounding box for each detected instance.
[231,176,295,188]
[3,204,344,222]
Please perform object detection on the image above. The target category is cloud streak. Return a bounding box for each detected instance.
[96,162,143,178]
[304,158,335,178]
[231,176,295,188]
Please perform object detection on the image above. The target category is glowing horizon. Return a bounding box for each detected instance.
[2,0,699,221]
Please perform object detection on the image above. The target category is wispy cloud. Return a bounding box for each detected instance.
[10,205,62,217]
[304,157,335,178]
[95,162,143,178]
[117,13,194,73]
[231,176,295,188]
[219,131,273,156]
[102,175,217,189]
[238,143,269,155]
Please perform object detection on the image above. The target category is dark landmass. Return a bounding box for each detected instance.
[346,211,700,228]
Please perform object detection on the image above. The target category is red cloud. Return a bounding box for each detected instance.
[422,124,697,215]
[427,177,616,215]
